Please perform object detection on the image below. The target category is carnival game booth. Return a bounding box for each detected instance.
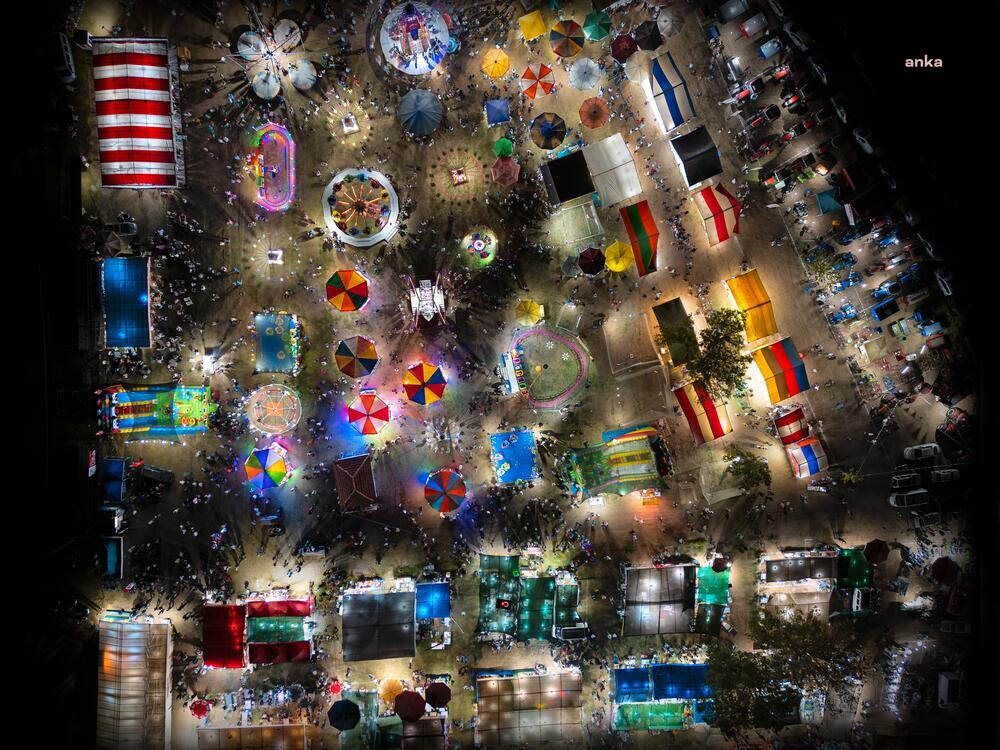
[101,257,151,348]
[646,52,696,134]
[97,620,172,749]
[97,383,214,441]
[202,604,246,669]
[760,546,875,621]
[253,312,301,375]
[475,673,584,747]
[540,150,595,206]
[340,590,415,662]
[197,724,317,749]
[582,134,643,207]
[752,338,810,403]
[672,382,733,446]
[620,200,659,277]
[622,565,696,636]
[612,664,713,731]
[725,269,779,343]
[477,554,520,636]
[415,581,452,649]
[695,563,731,637]
[692,183,741,246]
[562,425,672,499]
[246,598,312,665]
[91,37,185,188]
[251,122,295,212]
[670,126,723,190]
[786,436,829,479]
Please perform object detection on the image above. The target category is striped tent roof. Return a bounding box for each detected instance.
[773,407,809,445]
[752,338,810,404]
[693,183,741,246]
[673,381,732,445]
[726,269,778,342]
[620,200,658,277]
[650,52,696,133]
[786,437,828,479]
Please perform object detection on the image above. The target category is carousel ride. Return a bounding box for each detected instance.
[322,169,400,247]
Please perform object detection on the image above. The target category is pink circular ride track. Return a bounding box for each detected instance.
[510,327,590,410]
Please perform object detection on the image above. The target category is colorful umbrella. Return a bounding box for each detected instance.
[579,96,611,128]
[569,57,601,90]
[404,361,447,405]
[549,19,584,57]
[347,390,390,435]
[328,699,361,731]
[424,468,467,513]
[530,113,567,149]
[481,48,510,79]
[634,20,663,51]
[378,679,405,704]
[515,299,543,326]
[326,270,370,312]
[604,241,633,272]
[520,63,555,99]
[424,682,452,708]
[578,246,606,275]
[394,690,426,722]
[490,157,521,187]
[244,443,290,490]
[611,34,638,63]
[493,137,514,158]
[518,10,546,41]
[583,10,612,40]
[335,335,380,378]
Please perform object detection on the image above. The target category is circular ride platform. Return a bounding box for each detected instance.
[323,168,400,248]
[509,326,591,410]
[247,384,302,434]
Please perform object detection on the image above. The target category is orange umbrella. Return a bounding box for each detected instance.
[579,97,611,128]
[520,63,555,99]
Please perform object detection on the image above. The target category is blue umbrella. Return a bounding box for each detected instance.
[485,98,510,127]
[397,89,443,136]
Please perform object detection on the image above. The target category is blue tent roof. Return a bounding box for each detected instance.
[99,457,126,503]
[651,664,713,700]
[816,188,843,215]
[397,89,443,136]
[101,257,151,348]
[415,582,451,619]
[485,98,510,126]
[614,668,650,703]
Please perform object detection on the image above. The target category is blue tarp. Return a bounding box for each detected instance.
[416,582,451,619]
[485,98,510,126]
[490,429,540,484]
[651,664,713,700]
[816,189,843,215]
[614,668,651,703]
[254,313,298,373]
[101,257,151,348]
[99,457,126,503]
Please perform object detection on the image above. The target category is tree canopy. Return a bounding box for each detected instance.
[687,308,752,400]
[723,445,772,494]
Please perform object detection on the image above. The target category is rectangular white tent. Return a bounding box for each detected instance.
[646,52,696,133]
[97,621,172,750]
[583,134,642,207]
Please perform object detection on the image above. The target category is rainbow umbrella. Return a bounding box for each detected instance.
[326,270,370,312]
[244,443,290,490]
[404,361,447,405]
[347,390,390,435]
[424,468,467,513]
[335,336,380,378]
[549,20,584,58]
[481,48,510,79]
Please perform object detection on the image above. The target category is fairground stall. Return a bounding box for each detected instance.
[725,269,779,343]
[612,663,714,731]
[621,564,696,636]
[645,51,696,134]
[475,672,584,746]
[97,383,214,442]
[672,382,733,445]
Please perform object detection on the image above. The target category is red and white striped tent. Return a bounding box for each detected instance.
[673,381,733,446]
[92,38,184,188]
[773,407,808,445]
[692,183,741,245]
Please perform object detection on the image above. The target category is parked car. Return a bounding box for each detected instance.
[889,488,931,508]
[830,272,862,293]
[830,92,848,123]
[939,620,971,635]
[903,443,940,461]
[719,0,751,22]
[853,126,877,155]
[917,229,937,258]
[782,20,813,51]
[758,36,784,60]
[808,54,831,85]
[832,252,858,271]
[140,464,175,484]
[911,511,942,530]
[900,288,929,307]
[105,221,138,235]
[745,103,781,129]
[741,12,768,38]
[931,468,960,484]
[767,0,788,19]
[890,473,921,490]
[871,281,900,301]
[935,267,954,296]
[870,298,900,321]
[826,304,859,324]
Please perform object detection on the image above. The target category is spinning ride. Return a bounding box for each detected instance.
[246,384,302,434]
[379,2,450,75]
[323,169,400,247]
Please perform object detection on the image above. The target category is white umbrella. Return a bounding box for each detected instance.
[568,57,601,90]
[274,19,302,50]
[237,31,266,61]
[657,12,676,37]
[624,53,649,83]
[252,69,280,100]
[289,60,317,90]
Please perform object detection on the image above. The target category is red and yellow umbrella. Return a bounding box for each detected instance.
[335,335,380,378]
[347,390,390,435]
[326,270,370,312]
[403,361,447,405]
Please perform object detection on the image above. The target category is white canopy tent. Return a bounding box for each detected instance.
[582,133,642,207]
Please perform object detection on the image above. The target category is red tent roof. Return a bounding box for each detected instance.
[248,641,311,665]
[334,453,377,510]
[246,599,311,618]
[203,605,246,669]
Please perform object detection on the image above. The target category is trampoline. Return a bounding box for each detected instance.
[101,257,151,348]
[507,327,590,410]
[246,616,306,643]
[323,169,400,247]
[254,312,300,374]
[490,429,540,485]
[251,122,295,212]
[247,384,302,434]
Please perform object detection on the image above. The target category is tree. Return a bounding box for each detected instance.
[687,308,752,400]
[705,641,800,739]
[723,446,772,494]
[806,252,843,289]
[654,317,699,365]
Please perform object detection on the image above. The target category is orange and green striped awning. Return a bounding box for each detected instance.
[620,200,658,277]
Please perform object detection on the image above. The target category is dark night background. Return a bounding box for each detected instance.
[13,1,995,747]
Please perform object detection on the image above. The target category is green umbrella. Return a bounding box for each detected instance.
[584,10,612,41]
[493,137,514,158]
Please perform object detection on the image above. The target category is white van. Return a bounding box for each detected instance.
[889,488,930,508]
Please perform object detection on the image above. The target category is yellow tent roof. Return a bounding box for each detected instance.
[727,269,778,341]
[481,48,510,79]
[515,299,543,325]
[519,10,547,40]
[378,679,404,703]
[605,241,633,272]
